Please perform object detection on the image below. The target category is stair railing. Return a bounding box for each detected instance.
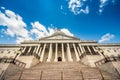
[0,58,26,68]
[40,71,43,80]
[0,70,4,80]
[95,56,120,66]
[61,72,63,80]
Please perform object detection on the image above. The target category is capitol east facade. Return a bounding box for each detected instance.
[0,30,120,80]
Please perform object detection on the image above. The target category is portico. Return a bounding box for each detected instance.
[19,30,101,62]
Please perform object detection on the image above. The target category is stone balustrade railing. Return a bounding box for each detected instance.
[33,53,40,60]
[95,56,120,66]
[79,52,99,59]
[0,58,26,68]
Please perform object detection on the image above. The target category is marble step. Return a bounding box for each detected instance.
[5,62,120,80]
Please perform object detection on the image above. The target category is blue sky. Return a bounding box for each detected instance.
[0,0,120,44]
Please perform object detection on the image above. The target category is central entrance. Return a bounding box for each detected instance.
[58,57,62,61]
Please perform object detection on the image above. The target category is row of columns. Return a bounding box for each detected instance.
[21,43,99,62]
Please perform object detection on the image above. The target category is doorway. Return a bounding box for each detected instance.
[58,57,62,61]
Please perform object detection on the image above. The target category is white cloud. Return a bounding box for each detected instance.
[0,35,4,38]
[99,0,108,13]
[31,21,74,39]
[99,0,117,13]
[0,9,31,43]
[61,28,74,36]
[68,0,89,15]
[67,0,117,14]
[99,33,115,43]
[1,7,5,10]
[80,6,89,14]
[30,21,49,39]
[0,8,74,43]
[60,5,63,10]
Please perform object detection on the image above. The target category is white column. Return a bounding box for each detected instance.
[67,43,73,61]
[77,47,81,56]
[36,44,40,54]
[62,43,66,62]
[40,44,46,62]
[73,43,80,61]
[27,46,32,55]
[38,47,42,56]
[79,44,84,54]
[47,43,52,62]
[92,46,97,52]
[92,46,100,55]
[54,43,58,62]
[22,47,26,53]
[87,46,92,55]
[33,46,37,54]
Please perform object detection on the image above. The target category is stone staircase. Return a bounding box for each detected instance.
[5,62,120,80]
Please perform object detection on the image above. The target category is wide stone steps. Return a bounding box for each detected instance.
[5,62,120,80]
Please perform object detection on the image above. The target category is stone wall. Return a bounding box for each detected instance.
[98,61,120,77]
[18,56,39,68]
[0,63,23,80]
[81,55,103,67]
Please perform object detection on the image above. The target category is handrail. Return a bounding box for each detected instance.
[34,53,40,60]
[0,58,26,68]
[95,56,120,66]
[40,71,43,80]
[0,70,4,80]
[79,52,99,59]
[61,72,63,80]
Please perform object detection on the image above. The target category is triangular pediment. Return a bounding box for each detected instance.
[46,35,77,39]
[40,31,80,40]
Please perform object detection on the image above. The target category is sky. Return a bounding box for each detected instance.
[0,0,120,44]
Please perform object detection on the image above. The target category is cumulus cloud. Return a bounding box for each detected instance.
[30,21,49,39]
[0,8,74,43]
[67,0,118,15]
[30,21,74,39]
[61,28,74,36]
[68,0,89,15]
[1,7,5,10]
[99,0,117,13]
[0,8,32,43]
[99,0,108,13]
[99,33,115,43]
[60,5,63,10]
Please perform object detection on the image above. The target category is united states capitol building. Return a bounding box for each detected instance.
[0,30,120,80]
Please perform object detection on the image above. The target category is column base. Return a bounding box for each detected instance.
[69,58,73,62]
[40,58,43,62]
[47,59,51,62]
[76,59,80,61]
[62,58,66,62]
[54,59,58,62]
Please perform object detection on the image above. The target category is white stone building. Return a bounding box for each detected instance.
[0,30,120,80]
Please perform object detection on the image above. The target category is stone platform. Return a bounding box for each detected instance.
[5,62,120,80]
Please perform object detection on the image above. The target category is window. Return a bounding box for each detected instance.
[1,50,4,53]
[114,50,117,52]
[8,51,11,54]
[107,50,110,52]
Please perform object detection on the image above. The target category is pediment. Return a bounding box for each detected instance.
[41,35,79,40]
[46,35,76,40]
[40,31,80,40]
